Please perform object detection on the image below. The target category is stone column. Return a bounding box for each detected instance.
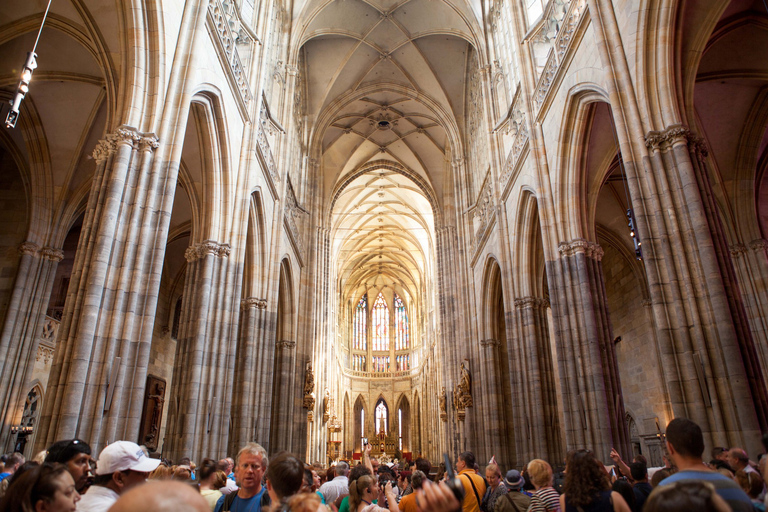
[639,128,768,450]
[477,338,509,464]
[36,128,166,454]
[731,240,768,388]
[164,240,237,461]
[547,240,630,461]
[0,243,63,451]
[270,339,297,453]
[230,297,272,453]
[435,224,461,454]
[510,296,563,464]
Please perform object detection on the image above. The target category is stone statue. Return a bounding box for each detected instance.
[438,387,447,413]
[323,388,330,423]
[458,359,473,408]
[439,386,448,422]
[303,362,315,409]
[304,362,315,396]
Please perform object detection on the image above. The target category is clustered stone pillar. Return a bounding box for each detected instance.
[639,127,768,449]
[548,240,630,460]
[164,240,237,461]
[0,243,63,451]
[270,339,297,453]
[731,240,768,386]
[36,127,165,454]
[229,297,273,454]
[510,296,563,464]
[434,224,462,454]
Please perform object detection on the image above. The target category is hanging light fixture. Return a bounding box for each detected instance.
[608,109,643,260]
[5,0,53,129]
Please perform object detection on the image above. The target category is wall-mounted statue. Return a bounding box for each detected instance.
[303,362,315,409]
[458,359,473,408]
[439,387,447,422]
[323,388,331,423]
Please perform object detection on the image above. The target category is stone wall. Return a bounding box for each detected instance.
[601,241,666,460]
[0,149,27,331]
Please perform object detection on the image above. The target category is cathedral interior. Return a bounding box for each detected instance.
[1,0,768,470]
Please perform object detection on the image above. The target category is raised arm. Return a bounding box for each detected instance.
[363,442,374,474]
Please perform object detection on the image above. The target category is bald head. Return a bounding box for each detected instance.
[727,448,749,471]
[110,480,209,512]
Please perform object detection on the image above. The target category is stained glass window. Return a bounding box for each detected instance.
[394,294,409,351]
[372,293,389,351]
[375,400,388,435]
[353,355,367,371]
[396,354,410,371]
[372,356,390,373]
[353,295,367,351]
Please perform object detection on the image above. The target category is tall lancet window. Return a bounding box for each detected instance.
[353,295,367,350]
[372,293,389,351]
[375,399,388,435]
[394,294,409,351]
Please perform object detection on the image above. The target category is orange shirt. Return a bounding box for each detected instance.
[458,469,487,512]
[398,492,419,512]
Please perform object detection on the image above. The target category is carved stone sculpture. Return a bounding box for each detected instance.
[323,388,331,423]
[303,362,315,409]
[439,387,447,422]
[458,359,473,408]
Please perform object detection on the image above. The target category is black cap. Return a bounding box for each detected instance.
[44,439,92,463]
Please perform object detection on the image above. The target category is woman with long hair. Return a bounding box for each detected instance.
[348,474,399,512]
[559,450,630,512]
[0,462,80,512]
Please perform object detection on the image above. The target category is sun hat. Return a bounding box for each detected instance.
[94,440,161,475]
[504,469,525,490]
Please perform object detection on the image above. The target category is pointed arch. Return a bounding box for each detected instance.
[374,396,390,435]
[354,394,367,451]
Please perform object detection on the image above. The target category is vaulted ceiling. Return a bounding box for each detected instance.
[297,0,482,303]
[331,167,434,303]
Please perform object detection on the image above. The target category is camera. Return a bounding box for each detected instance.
[444,453,465,503]
[363,437,368,446]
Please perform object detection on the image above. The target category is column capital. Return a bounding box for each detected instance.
[184,240,231,261]
[730,243,748,258]
[41,247,64,262]
[277,339,296,350]
[240,297,268,310]
[558,239,603,260]
[18,241,40,256]
[513,296,550,309]
[645,124,690,151]
[749,239,768,252]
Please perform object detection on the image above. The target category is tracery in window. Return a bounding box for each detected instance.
[372,355,390,373]
[353,295,367,350]
[394,294,409,351]
[375,399,388,435]
[372,293,389,351]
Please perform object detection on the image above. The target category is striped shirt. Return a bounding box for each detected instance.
[527,487,561,512]
[659,470,753,512]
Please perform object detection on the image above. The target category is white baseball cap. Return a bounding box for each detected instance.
[94,441,161,475]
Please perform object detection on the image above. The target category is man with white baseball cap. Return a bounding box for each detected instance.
[77,440,160,512]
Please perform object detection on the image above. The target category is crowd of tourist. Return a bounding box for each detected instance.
[0,417,765,512]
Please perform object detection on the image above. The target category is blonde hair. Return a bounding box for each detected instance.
[485,464,501,477]
[527,459,553,488]
[149,464,173,480]
[349,474,376,510]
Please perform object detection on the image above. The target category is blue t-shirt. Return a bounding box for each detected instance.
[214,488,266,512]
[659,470,753,512]
[0,472,10,482]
